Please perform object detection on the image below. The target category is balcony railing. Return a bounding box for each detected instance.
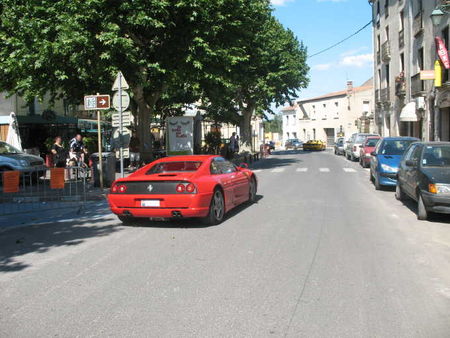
[411,73,425,96]
[399,30,404,49]
[381,40,391,63]
[380,87,390,102]
[413,12,423,36]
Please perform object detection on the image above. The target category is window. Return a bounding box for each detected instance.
[378,69,382,90]
[400,53,405,72]
[363,101,370,114]
[422,145,450,167]
[210,158,236,174]
[323,103,326,108]
[411,145,422,162]
[384,0,389,17]
[418,47,424,71]
[293,115,296,125]
[380,140,416,156]
[147,161,202,174]
[399,10,404,31]
[313,129,316,139]
[377,35,381,52]
[385,26,390,41]
[286,115,289,124]
[385,64,390,88]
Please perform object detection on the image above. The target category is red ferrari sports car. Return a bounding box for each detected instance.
[108,155,257,225]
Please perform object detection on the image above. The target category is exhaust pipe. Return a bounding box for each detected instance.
[123,210,132,217]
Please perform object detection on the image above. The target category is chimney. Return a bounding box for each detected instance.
[347,81,353,96]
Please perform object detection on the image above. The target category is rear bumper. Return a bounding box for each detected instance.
[108,192,213,218]
[421,192,450,214]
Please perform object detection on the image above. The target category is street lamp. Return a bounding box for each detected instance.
[431,8,445,27]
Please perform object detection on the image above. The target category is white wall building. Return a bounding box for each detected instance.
[295,80,375,145]
[281,104,300,142]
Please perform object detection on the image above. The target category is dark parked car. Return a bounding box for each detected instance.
[334,137,345,155]
[396,142,450,220]
[370,137,419,190]
[285,139,302,150]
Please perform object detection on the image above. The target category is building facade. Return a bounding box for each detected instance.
[370,0,450,141]
[295,80,374,145]
[281,104,299,141]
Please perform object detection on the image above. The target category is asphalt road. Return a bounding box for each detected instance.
[1,150,450,337]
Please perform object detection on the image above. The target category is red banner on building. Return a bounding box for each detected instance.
[436,36,450,69]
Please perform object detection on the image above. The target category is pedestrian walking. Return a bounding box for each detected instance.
[50,136,67,168]
[229,132,237,154]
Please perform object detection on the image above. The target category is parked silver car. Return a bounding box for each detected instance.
[345,133,379,161]
[0,141,46,176]
[334,137,345,155]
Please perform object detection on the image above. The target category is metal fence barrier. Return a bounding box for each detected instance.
[0,166,91,216]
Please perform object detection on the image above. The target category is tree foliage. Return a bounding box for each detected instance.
[0,0,309,158]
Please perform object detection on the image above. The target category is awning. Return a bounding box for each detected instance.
[16,114,78,125]
[400,102,418,122]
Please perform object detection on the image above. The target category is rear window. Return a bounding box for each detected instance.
[146,161,202,174]
[366,139,379,147]
[422,146,450,167]
[380,140,415,155]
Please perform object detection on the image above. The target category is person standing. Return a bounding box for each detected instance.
[229,132,237,154]
[50,136,67,168]
[129,131,141,170]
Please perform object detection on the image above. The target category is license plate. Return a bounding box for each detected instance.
[141,200,160,207]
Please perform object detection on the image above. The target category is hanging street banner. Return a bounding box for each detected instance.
[436,36,450,69]
[435,60,443,87]
[84,95,110,110]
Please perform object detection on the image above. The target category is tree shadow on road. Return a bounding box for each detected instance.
[0,202,120,273]
[124,195,264,229]
[251,156,301,170]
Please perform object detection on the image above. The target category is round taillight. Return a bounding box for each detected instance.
[176,184,185,193]
[118,185,127,193]
[186,183,195,193]
[111,184,118,193]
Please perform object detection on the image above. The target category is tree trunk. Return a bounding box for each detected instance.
[133,86,154,163]
[239,104,255,152]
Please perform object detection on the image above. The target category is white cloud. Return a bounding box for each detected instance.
[340,46,369,57]
[340,53,373,67]
[271,0,294,6]
[312,63,332,71]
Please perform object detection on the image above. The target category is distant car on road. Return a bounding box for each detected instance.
[345,133,379,161]
[334,137,345,155]
[0,141,46,177]
[396,142,450,220]
[108,155,257,225]
[285,139,302,150]
[359,136,380,168]
[370,137,419,190]
[303,140,326,151]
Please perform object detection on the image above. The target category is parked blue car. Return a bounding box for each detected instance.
[370,137,420,190]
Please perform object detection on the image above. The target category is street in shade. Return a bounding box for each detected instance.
[1,145,450,337]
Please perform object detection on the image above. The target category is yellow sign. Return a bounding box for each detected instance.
[435,60,443,88]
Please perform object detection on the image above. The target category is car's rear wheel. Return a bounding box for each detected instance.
[248,177,257,203]
[205,189,225,225]
[374,174,381,190]
[395,183,406,201]
[417,193,429,221]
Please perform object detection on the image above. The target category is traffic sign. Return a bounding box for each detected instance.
[112,127,131,147]
[112,71,129,90]
[84,95,110,110]
[112,111,132,127]
[112,91,130,110]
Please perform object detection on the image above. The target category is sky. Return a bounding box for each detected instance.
[271,0,374,106]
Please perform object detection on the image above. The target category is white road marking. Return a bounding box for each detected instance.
[271,168,285,173]
[343,168,356,173]
[296,168,308,172]
[319,168,330,172]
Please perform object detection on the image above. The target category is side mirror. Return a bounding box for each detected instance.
[370,151,377,156]
[239,163,249,169]
[405,160,417,167]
